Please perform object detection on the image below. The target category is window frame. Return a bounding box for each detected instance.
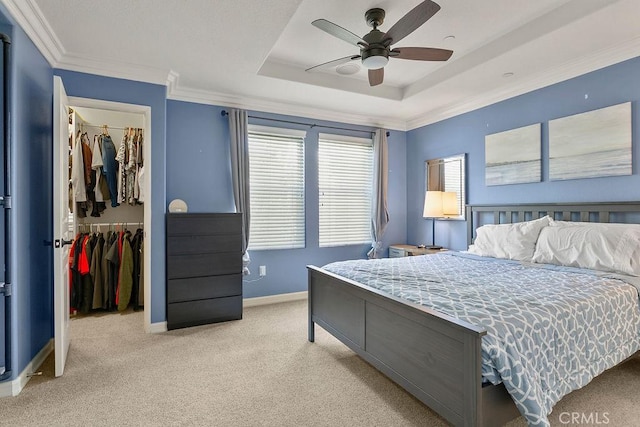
[317,132,374,248]
[247,125,306,250]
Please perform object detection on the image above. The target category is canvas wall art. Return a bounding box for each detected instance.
[548,102,631,181]
[485,123,541,186]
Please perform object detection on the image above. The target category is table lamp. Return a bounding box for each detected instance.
[423,191,458,249]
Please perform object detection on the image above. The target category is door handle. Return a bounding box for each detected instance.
[54,238,74,248]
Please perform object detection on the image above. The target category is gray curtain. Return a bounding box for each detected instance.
[228,109,251,275]
[368,129,390,259]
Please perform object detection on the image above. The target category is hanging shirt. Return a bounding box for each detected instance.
[115,137,127,203]
[81,134,94,189]
[91,135,105,202]
[137,165,145,203]
[71,134,87,202]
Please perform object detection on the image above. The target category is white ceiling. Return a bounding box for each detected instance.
[4,0,640,130]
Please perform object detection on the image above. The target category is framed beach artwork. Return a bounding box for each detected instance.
[549,102,631,181]
[485,123,541,186]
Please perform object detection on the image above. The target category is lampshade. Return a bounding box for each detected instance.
[362,55,388,70]
[423,191,443,218]
[442,191,458,216]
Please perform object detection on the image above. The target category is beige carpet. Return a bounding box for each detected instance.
[0,300,638,426]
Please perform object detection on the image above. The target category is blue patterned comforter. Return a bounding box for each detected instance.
[322,252,640,427]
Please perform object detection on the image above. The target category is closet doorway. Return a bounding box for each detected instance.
[53,76,152,377]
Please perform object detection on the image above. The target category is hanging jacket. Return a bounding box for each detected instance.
[91,233,105,309]
[117,232,135,311]
[105,232,120,311]
[79,235,96,314]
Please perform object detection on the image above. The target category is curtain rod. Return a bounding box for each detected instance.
[221,110,389,137]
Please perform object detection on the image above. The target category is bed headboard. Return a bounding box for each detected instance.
[466,202,640,246]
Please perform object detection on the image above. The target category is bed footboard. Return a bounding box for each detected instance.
[308,265,490,426]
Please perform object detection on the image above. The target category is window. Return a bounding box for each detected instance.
[248,125,305,250]
[318,133,373,247]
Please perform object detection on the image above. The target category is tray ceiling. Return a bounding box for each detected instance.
[4,0,640,130]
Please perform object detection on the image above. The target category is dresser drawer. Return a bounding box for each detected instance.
[167,295,242,330]
[167,252,242,279]
[167,234,242,256]
[167,213,241,236]
[167,274,242,303]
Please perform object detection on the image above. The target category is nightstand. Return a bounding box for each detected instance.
[389,244,446,257]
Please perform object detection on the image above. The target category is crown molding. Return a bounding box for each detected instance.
[56,53,171,86]
[167,83,407,131]
[4,0,638,134]
[406,36,640,131]
[0,0,63,65]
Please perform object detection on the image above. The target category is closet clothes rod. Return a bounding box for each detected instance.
[77,222,143,230]
[82,124,143,131]
[78,222,143,226]
[220,110,390,137]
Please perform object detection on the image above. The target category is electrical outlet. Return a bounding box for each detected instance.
[259,265,266,277]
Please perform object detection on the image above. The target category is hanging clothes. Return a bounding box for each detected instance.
[105,231,120,310]
[137,165,145,203]
[71,132,87,218]
[117,232,135,311]
[90,232,105,309]
[130,228,144,309]
[79,234,96,313]
[101,134,119,207]
[101,231,111,310]
[91,135,107,204]
[115,137,127,204]
[138,238,145,309]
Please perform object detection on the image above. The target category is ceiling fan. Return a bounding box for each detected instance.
[306,0,453,87]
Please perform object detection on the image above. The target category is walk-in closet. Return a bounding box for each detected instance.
[67,105,147,322]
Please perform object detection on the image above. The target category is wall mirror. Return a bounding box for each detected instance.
[425,153,466,220]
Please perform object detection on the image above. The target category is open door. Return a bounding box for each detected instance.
[53,76,72,377]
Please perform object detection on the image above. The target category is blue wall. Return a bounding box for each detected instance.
[0,7,54,380]
[407,57,640,251]
[53,70,167,324]
[166,100,407,298]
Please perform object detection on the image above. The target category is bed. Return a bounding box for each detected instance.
[307,202,640,427]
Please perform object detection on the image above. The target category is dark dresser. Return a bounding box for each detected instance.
[166,213,243,330]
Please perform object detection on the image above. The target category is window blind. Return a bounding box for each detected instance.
[318,133,373,247]
[248,126,305,250]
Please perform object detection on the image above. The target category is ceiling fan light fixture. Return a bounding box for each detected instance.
[362,55,388,69]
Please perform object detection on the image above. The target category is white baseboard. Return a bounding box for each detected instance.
[0,339,54,397]
[146,292,307,332]
[147,321,167,334]
[243,291,308,308]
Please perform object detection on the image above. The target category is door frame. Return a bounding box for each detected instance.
[68,96,152,332]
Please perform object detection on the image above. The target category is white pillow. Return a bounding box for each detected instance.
[532,220,640,276]
[467,216,551,261]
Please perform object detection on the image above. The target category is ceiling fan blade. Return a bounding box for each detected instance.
[368,68,384,86]
[391,47,453,61]
[306,55,361,72]
[312,19,368,47]
[383,0,440,45]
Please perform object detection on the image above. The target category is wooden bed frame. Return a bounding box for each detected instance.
[307,202,640,427]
